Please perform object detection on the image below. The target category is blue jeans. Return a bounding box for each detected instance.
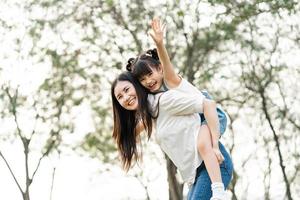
[200,91,227,135]
[187,142,233,200]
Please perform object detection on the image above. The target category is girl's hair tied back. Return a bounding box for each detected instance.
[126,57,135,72]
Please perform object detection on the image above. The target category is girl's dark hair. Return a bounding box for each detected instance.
[126,48,161,80]
[111,71,153,171]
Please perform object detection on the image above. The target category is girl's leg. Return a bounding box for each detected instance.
[188,142,233,200]
[198,125,222,182]
[197,125,225,199]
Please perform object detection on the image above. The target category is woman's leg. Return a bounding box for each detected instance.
[188,162,211,200]
[218,142,233,188]
[188,142,233,200]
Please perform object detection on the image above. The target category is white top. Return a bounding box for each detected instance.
[148,78,205,185]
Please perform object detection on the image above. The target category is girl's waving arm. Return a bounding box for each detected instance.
[148,17,181,88]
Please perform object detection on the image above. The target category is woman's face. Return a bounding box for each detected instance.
[114,80,139,110]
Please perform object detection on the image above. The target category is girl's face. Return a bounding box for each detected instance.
[114,80,139,110]
[138,67,163,93]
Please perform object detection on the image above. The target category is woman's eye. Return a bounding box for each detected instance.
[125,87,129,92]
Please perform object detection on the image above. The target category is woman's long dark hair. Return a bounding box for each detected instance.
[111,72,153,171]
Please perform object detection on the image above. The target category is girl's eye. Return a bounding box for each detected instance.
[125,87,129,92]
[148,72,153,76]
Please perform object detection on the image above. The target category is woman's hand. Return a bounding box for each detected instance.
[148,17,166,45]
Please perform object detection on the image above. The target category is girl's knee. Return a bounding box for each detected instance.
[197,139,211,155]
[197,125,213,155]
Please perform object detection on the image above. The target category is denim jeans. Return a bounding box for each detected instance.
[199,91,227,135]
[187,142,233,200]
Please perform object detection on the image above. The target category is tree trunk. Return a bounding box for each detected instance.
[165,155,183,200]
[23,192,30,200]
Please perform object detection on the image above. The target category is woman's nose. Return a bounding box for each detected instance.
[124,95,129,101]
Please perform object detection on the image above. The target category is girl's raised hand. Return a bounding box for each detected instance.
[148,17,166,45]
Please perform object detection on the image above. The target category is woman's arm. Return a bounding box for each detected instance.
[149,17,181,88]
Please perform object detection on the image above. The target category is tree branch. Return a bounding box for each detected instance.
[0,150,24,194]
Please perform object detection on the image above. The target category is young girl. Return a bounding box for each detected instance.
[127,18,230,199]
[111,71,233,200]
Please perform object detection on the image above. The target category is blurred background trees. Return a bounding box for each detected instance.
[0,0,299,199]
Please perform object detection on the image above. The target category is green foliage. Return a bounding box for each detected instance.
[82,132,117,163]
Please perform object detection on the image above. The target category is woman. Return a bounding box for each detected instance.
[111,72,153,170]
[111,71,233,200]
